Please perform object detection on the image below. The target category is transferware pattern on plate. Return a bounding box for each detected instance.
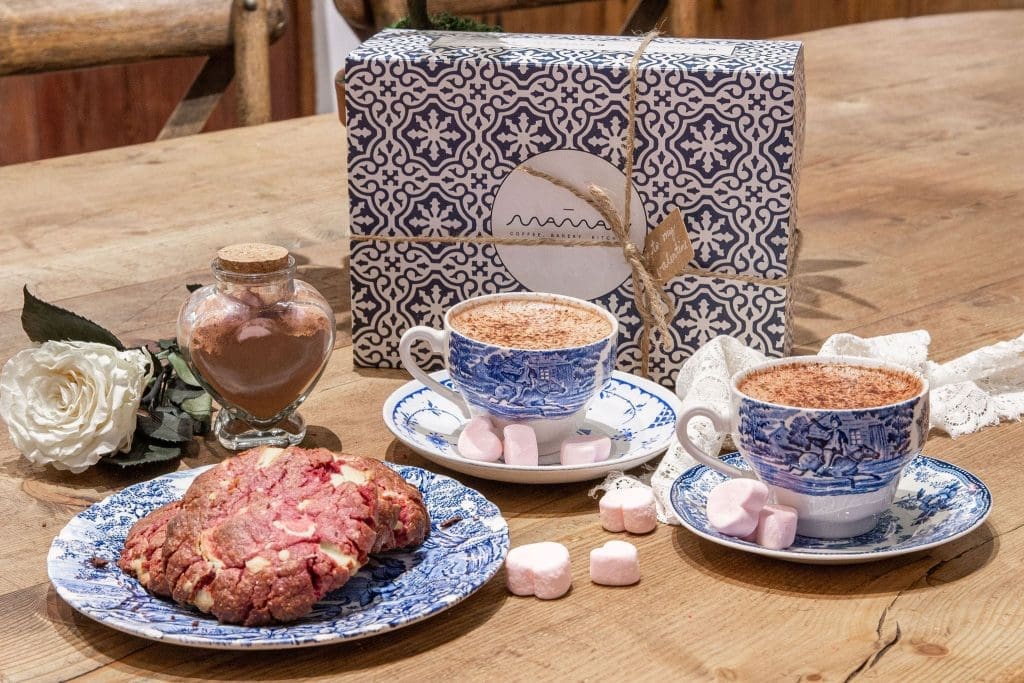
[383,370,681,484]
[670,453,991,564]
[48,464,509,649]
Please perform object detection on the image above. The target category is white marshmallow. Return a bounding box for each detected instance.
[457,417,503,462]
[589,540,640,586]
[754,504,798,550]
[599,488,658,534]
[560,435,612,465]
[503,424,539,466]
[505,542,572,599]
[705,478,770,537]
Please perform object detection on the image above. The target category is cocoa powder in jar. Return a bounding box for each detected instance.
[189,298,332,420]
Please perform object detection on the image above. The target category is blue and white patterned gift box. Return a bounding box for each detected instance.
[345,30,804,386]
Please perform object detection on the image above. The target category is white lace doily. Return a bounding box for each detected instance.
[593,330,1024,524]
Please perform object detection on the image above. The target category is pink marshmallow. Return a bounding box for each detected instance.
[503,424,539,466]
[457,417,502,462]
[505,542,572,599]
[599,488,658,534]
[754,504,798,550]
[705,478,770,537]
[589,540,640,586]
[560,435,612,465]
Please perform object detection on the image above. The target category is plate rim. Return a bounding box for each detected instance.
[47,463,510,650]
[670,453,992,564]
[382,369,682,475]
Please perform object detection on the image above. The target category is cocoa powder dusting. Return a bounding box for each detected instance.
[450,300,610,349]
[739,363,921,409]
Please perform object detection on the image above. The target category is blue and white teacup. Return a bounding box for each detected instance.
[398,292,618,455]
[675,356,929,539]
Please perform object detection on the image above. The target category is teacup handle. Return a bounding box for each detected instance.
[398,326,470,419]
[675,406,753,480]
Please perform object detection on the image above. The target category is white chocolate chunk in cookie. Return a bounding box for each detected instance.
[131,558,151,585]
[318,541,358,571]
[257,447,285,468]
[329,465,369,486]
[194,588,215,612]
[199,534,225,569]
[272,518,316,538]
[245,556,271,573]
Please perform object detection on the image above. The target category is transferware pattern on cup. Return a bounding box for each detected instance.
[735,396,930,496]
[448,331,616,421]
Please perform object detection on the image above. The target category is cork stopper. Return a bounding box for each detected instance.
[216,243,290,274]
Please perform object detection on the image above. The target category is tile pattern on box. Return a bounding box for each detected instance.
[670,453,991,563]
[48,464,509,649]
[346,31,803,386]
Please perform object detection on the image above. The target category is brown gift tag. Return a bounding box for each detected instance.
[643,208,694,285]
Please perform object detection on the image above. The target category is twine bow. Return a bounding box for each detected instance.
[515,162,673,376]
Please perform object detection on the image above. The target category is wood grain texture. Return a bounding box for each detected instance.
[671,0,1024,37]
[232,0,274,125]
[0,0,311,166]
[0,0,286,75]
[157,51,236,140]
[1,11,1023,682]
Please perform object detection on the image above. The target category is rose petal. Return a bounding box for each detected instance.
[0,342,152,472]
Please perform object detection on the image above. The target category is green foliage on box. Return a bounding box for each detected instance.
[392,12,501,32]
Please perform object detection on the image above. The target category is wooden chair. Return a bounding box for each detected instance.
[0,0,288,140]
[334,0,667,41]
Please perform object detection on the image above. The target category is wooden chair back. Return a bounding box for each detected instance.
[334,0,665,40]
[0,0,288,139]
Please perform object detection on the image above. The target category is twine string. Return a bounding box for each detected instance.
[347,31,800,377]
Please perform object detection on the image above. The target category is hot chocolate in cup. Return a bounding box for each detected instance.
[676,355,929,539]
[399,292,618,455]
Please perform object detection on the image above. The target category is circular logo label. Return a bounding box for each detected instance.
[490,150,648,301]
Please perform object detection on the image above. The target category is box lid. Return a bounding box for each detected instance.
[347,30,802,76]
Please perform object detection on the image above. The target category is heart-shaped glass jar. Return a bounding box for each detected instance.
[177,244,335,449]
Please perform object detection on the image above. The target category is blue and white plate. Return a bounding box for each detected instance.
[670,453,991,565]
[383,370,681,484]
[47,464,509,649]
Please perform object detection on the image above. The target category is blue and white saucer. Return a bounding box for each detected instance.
[383,370,681,484]
[670,453,991,565]
[48,464,509,649]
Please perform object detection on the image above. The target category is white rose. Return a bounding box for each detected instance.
[0,341,152,473]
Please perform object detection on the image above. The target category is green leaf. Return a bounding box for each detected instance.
[21,286,124,350]
[167,351,201,387]
[181,393,213,423]
[102,439,182,467]
[138,408,194,443]
[165,383,205,406]
[157,339,177,351]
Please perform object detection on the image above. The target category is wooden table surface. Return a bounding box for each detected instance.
[2,10,1023,682]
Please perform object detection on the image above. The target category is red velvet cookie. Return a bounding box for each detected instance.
[118,500,182,597]
[121,446,429,625]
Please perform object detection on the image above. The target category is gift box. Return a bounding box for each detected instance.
[344,30,804,386]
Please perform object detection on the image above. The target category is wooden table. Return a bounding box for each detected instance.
[2,10,1023,681]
